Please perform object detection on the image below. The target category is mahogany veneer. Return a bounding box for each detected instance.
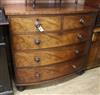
[5,3,97,90]
[11,29,90,50]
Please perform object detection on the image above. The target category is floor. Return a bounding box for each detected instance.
[14,67,100,95]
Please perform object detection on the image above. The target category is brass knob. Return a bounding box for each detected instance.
[80,17,85,25]
[77,34,83,40]
[34,56,40,63]
[75,50,80,54]
[34,39,41,45]
[72,65,77,69]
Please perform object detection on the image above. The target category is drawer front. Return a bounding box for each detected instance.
[12,30,89,50]
[15,57,85,84]
[10,16,61,34]
[63,14,94,30]
[13,43,88,67]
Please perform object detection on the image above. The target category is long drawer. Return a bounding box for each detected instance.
[12,29,90,50]
[13,42,88,68]
[15,57,85,85]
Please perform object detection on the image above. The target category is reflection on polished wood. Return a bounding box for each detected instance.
[15,57,85,85]
[6,3,97,88]
[10,16,61,34]
[13,42,88,67]
[11,30,89,50]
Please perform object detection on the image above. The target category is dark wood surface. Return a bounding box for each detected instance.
[84,0,100,69]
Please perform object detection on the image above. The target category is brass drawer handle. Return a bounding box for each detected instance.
[75,50,80,54]
[72,65,77,69]
[34,56,40,63]
[34,39,41,45]
[35,19,44,32]
[80,17,85,25]
[77,34,83,40]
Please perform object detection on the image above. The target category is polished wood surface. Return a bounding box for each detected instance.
[9,16,61,34]
[15,57,85,85]
[13,42,88,68]
[85,0,100,69]
[9,14,94,34]
[4,3,97,16]
[11,29,89,50]
[6,3,97,88]
[63,14,94,30]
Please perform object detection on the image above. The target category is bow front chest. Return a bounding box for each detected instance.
[5,3,97,90]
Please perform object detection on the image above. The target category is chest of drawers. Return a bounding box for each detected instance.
[6,4,97,91]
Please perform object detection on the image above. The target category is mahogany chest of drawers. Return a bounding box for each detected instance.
[5,4,97,90]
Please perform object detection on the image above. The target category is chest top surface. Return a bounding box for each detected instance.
[4,3,97,16]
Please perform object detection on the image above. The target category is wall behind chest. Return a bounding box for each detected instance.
[1,0,85,4]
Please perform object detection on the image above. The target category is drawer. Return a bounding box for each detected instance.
[15,57,85,84]
[10,16,61,34]
[63,14,94,30]
[12,29,89,50]
[13,42,88,67]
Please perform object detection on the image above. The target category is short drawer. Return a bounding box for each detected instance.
[10,16,61,34]
[12,29,89,50]
[15,57,85,84]
[63,14,94,30]
[13,42,88,67]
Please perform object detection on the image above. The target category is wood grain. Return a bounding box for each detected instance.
[13,42,88,67]
[63,14,94,30]
[4,4,97,16]
[15,57,85,84]
[11,29,89,50]
[10,16,61,34]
